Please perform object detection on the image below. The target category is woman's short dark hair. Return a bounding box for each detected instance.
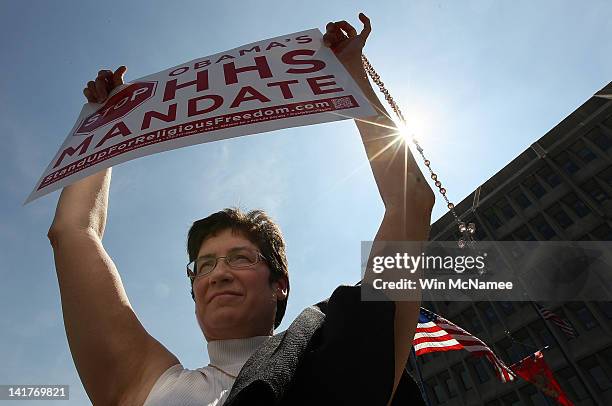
[187,208,289,329]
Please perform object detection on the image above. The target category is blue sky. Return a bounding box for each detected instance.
[1,0,611,404]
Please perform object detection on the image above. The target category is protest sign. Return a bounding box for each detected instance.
[25,29,377,204]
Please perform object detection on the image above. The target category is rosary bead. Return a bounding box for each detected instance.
[440,188,446,194]
[447,203,454,209]
[431,174,437,180]
[435,181,442,187]
[424,160,430,166]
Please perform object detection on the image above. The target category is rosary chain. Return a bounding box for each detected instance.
[361,54,477,248]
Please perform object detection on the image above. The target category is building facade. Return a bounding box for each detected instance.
[409,82,612,405]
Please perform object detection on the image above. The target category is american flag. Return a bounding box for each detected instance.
[414,308,515,383]
[535,303,577,339]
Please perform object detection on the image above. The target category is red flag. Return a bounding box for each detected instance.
[510,351,573,406]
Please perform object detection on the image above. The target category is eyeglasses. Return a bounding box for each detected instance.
[187,248,266,281]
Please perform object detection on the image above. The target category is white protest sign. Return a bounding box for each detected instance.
[25,29,377,204]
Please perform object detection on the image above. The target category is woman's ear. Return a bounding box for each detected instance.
[274,276,289,300]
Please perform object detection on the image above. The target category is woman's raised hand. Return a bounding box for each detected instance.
[83,66,127,103]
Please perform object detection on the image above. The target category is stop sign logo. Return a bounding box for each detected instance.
[75,81,157,135]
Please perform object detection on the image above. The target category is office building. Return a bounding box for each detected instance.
[410,81,612,405]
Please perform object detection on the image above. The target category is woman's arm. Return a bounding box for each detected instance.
[48,67,179,406]
[324,14,435,403]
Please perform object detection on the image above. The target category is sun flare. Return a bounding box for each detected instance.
[397,123,413,143]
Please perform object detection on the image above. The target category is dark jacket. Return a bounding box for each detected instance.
[224,285,426,405]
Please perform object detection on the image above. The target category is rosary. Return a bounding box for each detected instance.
[361,55,477,249]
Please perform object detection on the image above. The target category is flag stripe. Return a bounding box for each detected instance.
[413,335,457,347]
[414,330,451,339]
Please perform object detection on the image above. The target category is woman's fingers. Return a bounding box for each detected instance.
[323,14,371,51]
[323,22,342,47]
[82,66,127,103]
[83,87,96,103]
[358,13,371,42]
[112,66,127,87]
[94,75,108,102]
[335,20,357,38]
[86,81,97,103]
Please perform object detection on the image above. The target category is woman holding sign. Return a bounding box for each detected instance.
[48,13,433,405]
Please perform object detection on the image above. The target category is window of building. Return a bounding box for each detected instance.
[597,302,612,319]
[570,139,598,163]
[591,223,612,240]
[602,346,612,371]
[483,207,502,229]
[477,302,500,326]
[520,385,549,406]
[596,168,612,192]
[498,337,521,364]
[528,319,555,347]
[501,391,521,406]
[452,362,472,390]
[513,225,536,241]
[529,214,557,240]
[439,370,457,398]
[524,176,547,199]
[469,357,490,383]
[537,165,561,188]
[580,355,612,391]
[554,151,580,175]
[557,366,589,400]
[497,301,515,316]
[462,308,484,334]
[510,187,532,209]
[475,225,487,240]
[580,179,610,204]
[562,192,591,218]
[546,203,574,229]
[513,327,537,350]
[496,198,516,220]
[566,303,599,330]
[585,127,612,151]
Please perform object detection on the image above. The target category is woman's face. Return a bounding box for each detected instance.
[193,228,287,341]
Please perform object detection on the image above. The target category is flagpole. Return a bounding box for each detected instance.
[530,302,600,404]
[504,330,546,355]
[411,347,433,406]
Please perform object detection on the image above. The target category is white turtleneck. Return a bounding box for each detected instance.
[143,336,270,406]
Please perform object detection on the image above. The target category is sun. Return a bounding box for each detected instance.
[397,122,413,143]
